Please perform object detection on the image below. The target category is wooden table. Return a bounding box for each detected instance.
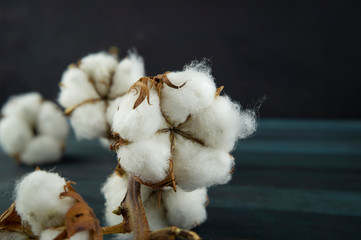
[1,119,361,240]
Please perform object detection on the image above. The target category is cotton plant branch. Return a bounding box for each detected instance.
[101,176,200,240]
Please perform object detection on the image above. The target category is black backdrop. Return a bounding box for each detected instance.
[0,1,360,118]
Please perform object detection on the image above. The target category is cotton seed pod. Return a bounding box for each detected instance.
[15,170,76,235]
[0,93,68,165]
[58,50,145,142]
[111,61,256,191]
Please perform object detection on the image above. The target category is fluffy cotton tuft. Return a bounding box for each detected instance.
[1,92,42,126]
[79,52,118,97]
[0,93,68,165]
[173,136,234,191]
[0,231,29,240]
[70,102,108,140]
[109,52,145,99]
[21,136,63,165]
[58,50,146,144]
[112,88,165,142]
[36,101,69,142]
[58,68,99,108]
[15,170,75,235]
[183,95,256,151]
[0,117,33,156]
[163,187,207,229]
[161,62,216,125]
[116,134,171,183]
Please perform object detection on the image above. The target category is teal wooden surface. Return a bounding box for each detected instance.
[1,119,361,240]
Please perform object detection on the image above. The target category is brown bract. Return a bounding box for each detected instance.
[54,182,102,240]
[0,202,36,239]
[129,72,186,109]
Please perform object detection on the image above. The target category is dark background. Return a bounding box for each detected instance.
[0,1,360,118]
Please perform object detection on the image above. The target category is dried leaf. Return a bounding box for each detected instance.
[0,202,36,239]
[55,182,102,240]
[114,163,126,177]
[110,132,131,151]
[215,86,224,97]
[130,73,186,109]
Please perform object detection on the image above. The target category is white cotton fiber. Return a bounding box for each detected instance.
[106,96,124,126]
[173,136,234,191]
[40,229,90,240]
[15,170,75,235]
[36,101,69,143]
[112,88,165,142]
[0,117,33,156]
[163,187,207,229]
[0,231,29,240]
[183,96,256,151]
[143,194,169,230]
[58,67,100,108]
[21,136,62,165]
[39,228,63,240]
[79,52,118,97]
[116,134,171,184]
[102,173,129,226]
[70,102,108,140]
[161,62,216,125]
[1,92,42,126]
[108,52,145,99]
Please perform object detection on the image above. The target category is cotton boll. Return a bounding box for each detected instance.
[112,88,165,142]
[58,67,100,108]
[108,52,145,99]
[163,187,207,229]
[15,170,75,235]
[106,96,124,126]
[143,194,169,230]
[79,52,118,97]
[21,136,62,165]
[1,92,42,126]
[0,231,29,240]
[183,96,256,151]
[70,102,108,140]
[36,101,69,143]
[161,64,216,125]
[173,136,234,191]
[0,116,33,156]
[116,134,171,184]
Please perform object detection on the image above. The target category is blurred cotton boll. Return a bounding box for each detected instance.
[0,92,69,165]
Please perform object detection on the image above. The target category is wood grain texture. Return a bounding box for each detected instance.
[0,119,361,239]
